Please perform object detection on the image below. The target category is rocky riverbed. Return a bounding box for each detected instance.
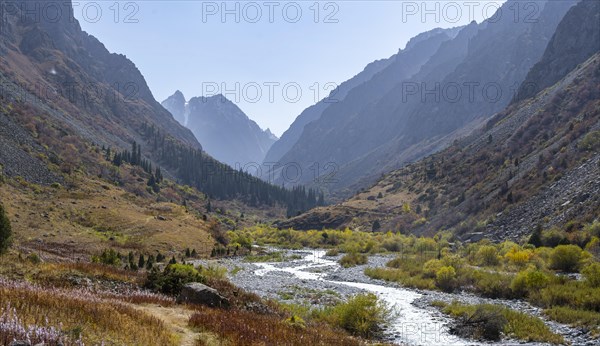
[195,249,596,346]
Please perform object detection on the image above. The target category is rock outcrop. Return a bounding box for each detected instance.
[177,283,230,308]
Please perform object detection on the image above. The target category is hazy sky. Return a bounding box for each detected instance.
[74,1,505,136]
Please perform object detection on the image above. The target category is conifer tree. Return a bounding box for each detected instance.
[138,254,145,268]
[146,255,154,270]
[0,204,12,255]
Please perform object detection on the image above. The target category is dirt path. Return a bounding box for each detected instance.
[135,304,199,346]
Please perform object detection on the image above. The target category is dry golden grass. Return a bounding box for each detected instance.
[0,254,141,285]
[345,184,414,213]
[0,174,214,259]
[0,280,177,345]
[189,307,363,346]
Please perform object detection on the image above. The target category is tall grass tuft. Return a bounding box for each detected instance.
[190,307,361,346]
[0,278,176,345]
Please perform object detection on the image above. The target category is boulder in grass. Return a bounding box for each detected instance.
[177,282,230,308]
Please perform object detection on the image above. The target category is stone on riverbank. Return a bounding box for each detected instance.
[177,282,230,308]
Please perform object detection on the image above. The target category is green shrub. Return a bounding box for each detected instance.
[283,315,306,329]
[579,131,600,151]
[504,248,533,268]
[443,302,563,344]
[585,237,600,258]
[471,270,514,299]
[544,306,600,330]
[550,245,586,272]
[26,253,41,264]
[144,263,204,295]
[442,254,465,271]
[423,259,444,278]
[325,248,339,256]
[450,304,507,341]
[381,239,402,252]
[534,282,600,311]
[198,264,228,281]
[582,262,600,288]
[364,267,435,290]
[435,266,457,292]
[502,306,564,344]
[542,229,567,247]
[510,271,528,297]
[91,249,121,266]
[584,221,600,238]
[319,293,392,338]
[475,245,500,266]
[511,268,550,297]
[339,252,368,268]
[245,251,285,262]
[364,267,406,282]
[386,257,422,276]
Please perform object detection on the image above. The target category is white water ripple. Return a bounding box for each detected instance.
[254,250,487,346]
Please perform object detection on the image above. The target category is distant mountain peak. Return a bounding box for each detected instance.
[265,128,279,141]
[163,92,277,167]
[162,91,187,125]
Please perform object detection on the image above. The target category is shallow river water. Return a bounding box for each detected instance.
[208,248,592,345]
[253,250,485,345]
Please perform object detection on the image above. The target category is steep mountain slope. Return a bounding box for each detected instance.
[276,0,576,197]
[262,56,394,165]
[279,1,600,241]
[0,1,199,152]
[162,92,277,167]
[267,26,462,186]
[0,1,320,222]
[515,0,600,101]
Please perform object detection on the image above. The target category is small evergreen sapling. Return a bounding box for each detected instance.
[0,203,12,255]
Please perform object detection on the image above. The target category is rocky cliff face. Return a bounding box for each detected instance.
[515,0,600,101]
[273,0,576,198]
[0,0,200,155]
[164,93,277,168]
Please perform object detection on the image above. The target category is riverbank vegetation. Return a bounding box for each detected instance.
[229,223,600,342]
[339,252,368,268]
[360,223,600,340]
[190,292,391,345]
[435,301,564,344]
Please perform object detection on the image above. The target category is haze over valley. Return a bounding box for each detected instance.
[0,1,599,345]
